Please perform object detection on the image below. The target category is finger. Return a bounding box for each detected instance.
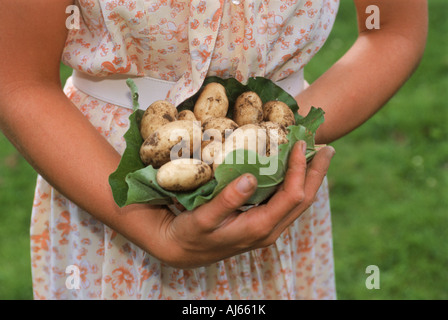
[264,140,308,216]
[273,145,335,234]
[194,173,258,230]
[302,145,335,203]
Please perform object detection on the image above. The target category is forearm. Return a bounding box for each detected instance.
[0,81,167,255]
[298,25,426,144]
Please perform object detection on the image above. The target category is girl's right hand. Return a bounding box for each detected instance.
[148,141,335,269]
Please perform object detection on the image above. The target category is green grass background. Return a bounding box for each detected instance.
[0,1,447,299]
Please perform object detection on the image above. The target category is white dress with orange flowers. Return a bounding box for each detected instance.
[31,0,339,299]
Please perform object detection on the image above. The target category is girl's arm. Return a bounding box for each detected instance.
[297,0,428,144]
[0,1,334,269]
[0,0,164,255]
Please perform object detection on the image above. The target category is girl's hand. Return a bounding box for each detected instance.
[151,141,335,269]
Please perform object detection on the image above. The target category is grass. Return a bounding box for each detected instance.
[0,142,36,299]
[0,1,447,300]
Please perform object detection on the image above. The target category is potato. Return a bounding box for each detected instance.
[233,91,263,126]
[140,120,202,168]
[156,159,213,192]
[262,100,296,127]
[177,109,197,122]
[193,83,229,122]
[140,100,178,140]
[259,121,289,156]
[202,117,239,144]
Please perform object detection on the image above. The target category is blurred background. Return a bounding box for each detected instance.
[0,1,447,299]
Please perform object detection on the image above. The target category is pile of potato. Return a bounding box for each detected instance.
[139,82,296,192]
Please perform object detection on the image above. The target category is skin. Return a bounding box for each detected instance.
[0,1,426,269]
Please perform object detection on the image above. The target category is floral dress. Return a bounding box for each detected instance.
[31,0,339,299]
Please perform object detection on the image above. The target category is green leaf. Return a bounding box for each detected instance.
[125,167,173,206]
[109,77,325,211]
[296,106,325,134]
[108,80,145,207]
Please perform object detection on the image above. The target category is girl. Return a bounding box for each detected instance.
[0,0,427,299]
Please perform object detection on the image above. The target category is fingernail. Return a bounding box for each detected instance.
[328,146,336,158]
[296,140,307,155]
[236,174,256,194]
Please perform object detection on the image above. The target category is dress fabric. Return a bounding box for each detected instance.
[30,0,339,299]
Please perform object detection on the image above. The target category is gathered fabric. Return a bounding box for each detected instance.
[31,0,339,299]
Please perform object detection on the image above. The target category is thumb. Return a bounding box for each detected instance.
[194,173,257,229]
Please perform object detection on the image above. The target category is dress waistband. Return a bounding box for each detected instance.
[71,70,305,110]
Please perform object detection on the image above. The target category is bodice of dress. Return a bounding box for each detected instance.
[63,0,339,105]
